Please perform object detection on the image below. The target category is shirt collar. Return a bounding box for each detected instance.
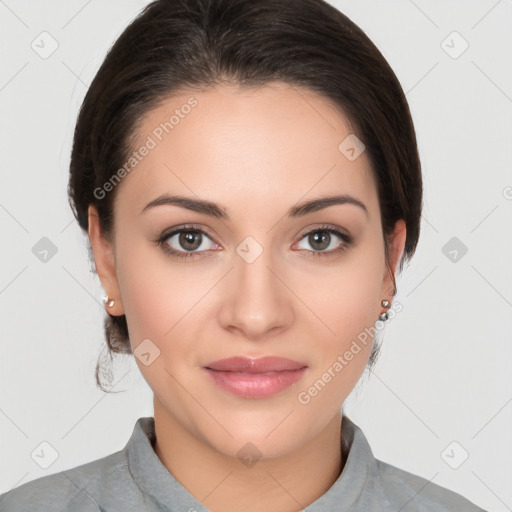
[126,414,384,511]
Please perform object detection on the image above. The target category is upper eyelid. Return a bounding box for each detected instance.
[160,224,217,243]
[160,224,349,248]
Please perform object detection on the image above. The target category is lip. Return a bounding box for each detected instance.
[205,356,307,373]
[203,357,308,399]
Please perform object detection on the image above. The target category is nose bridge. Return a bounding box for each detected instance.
[236,237,277,292]
[218,234,293,337]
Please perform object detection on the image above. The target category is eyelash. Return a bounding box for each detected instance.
[155,223,353,261]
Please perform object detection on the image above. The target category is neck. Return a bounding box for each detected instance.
[152,398,343,512]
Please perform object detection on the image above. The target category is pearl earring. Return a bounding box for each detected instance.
[378,299,391,322]
[103,295,115,308]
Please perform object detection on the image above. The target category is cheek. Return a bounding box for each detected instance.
[114,236,174,343]
[297,242,384,396]
[308,253,384,338]
[294,260,382,420]
[115,239,212,349]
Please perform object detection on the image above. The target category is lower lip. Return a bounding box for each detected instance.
[204,367,307,398]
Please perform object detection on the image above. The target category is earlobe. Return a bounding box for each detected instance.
[87,205,124,315]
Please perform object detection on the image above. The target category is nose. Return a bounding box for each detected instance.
[217,245,295,341]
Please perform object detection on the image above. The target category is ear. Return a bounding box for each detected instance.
[87,205,124,316]
[380,219,407,301]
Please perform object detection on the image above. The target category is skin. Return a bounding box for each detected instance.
[88,81,406,512]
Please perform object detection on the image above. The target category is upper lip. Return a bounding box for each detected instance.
[204,356,308,373]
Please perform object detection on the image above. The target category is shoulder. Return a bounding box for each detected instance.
[375,458,487,511]
[341,415,487,511]
[0,450,129,512]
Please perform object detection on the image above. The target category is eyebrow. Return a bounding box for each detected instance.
[140,193,368,218]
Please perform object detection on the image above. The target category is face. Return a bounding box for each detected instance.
[89,81,405,460]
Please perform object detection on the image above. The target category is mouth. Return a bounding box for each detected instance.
[203,356,308,399]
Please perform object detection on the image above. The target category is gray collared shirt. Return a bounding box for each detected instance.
[0,416,486,511]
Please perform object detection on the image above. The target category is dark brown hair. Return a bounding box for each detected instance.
[67,0,422,391]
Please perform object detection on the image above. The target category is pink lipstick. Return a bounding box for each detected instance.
[203,356,308,398]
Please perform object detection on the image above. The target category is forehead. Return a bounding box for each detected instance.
[116,82,379,221]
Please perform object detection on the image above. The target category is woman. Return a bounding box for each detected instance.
[0,0,487,510]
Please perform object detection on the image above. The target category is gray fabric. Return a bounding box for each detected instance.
[0,416,486,511]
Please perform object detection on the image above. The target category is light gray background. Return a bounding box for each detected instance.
[0,1,511,510]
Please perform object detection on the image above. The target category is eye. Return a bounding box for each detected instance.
[156,224,219,260]
[295,225,353,257]
[156,223,353,261]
